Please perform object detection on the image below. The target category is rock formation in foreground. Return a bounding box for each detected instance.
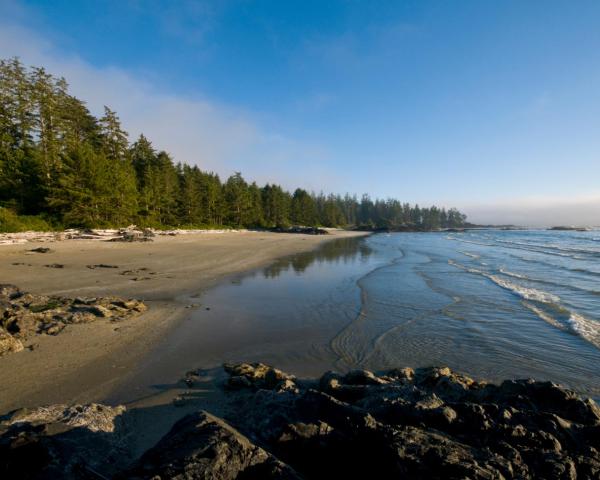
[0,284,146,356]
[1,363,599,479]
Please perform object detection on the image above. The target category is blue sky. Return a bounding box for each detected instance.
[1,0,600,224]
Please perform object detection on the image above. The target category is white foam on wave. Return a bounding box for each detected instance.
[487,274,561,303]
[448,260,560,303]
[460,251,480,259]
[521,301,566,330]
[497,238,600,258]
[499,268,528,280]
[568,313,600,349]
[447,236,493,247]
[449,260,600,350]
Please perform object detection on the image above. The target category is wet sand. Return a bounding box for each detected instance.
[0,230,367,414]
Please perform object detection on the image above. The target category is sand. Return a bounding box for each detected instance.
[0,230,367,414]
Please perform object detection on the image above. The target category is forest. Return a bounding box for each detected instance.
[0,58,467,232]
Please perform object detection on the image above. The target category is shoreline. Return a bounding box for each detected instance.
[0,229,369,414]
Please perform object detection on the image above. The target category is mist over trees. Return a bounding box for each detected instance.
[0,58,467,231]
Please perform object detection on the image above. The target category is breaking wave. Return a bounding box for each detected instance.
[449,259,600,349]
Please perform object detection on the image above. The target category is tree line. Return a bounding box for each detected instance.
[0,58,467,231]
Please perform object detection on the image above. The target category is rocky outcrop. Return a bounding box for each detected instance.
[218,363,600,479]
[126,411,300,480]
[0,403,128,479]
[0,284,146,356]
[1,364,598,479]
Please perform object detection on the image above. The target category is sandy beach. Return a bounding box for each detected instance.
[0,230,367,414]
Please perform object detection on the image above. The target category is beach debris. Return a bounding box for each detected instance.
[0,226,248,246]
[0,284,146,356]
[44,263,64,268]
[28,247,52,253]
[272,226,329,235]
[86,264,119,269]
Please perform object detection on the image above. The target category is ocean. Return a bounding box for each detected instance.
[115,230,600,402]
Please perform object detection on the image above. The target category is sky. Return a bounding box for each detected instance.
[1,0,599,226]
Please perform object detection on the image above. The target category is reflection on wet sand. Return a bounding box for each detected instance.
[263,237,373,277]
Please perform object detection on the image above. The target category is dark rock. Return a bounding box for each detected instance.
[342,369,387,386]
[44,263,64,268]
[223,362,296,390]
[217,363,600,479]
[0,403,128,479]
[126,411,300,479]
[28,247,52,253]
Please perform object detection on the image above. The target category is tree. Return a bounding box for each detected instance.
[0,57,469,231]
[291,188,317,226]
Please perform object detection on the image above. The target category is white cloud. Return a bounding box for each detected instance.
[0,18,339,191]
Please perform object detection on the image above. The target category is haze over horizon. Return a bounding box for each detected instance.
[1,0,599,226]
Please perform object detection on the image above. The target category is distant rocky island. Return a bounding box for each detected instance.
[1,362,598,479]
[548,226,590,232]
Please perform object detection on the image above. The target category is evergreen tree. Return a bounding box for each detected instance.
[0,57,469,231]
[291,188,317,226]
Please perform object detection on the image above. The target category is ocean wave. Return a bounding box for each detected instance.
[521,301,567,330]
[499,268,528,280]
[449,260,600,350]
[496,238,600,258]
[487,274,561,303]
[499,267,600,296]
[460,251,480,259]
[568,313,600,349]
[448,260,560,303]
[447,237,494,247]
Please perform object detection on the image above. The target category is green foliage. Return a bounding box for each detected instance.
[0,207,53,232]
[0,57,469,232]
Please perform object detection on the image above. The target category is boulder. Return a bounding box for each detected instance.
[0,403,128,479]
[126,411,300,479]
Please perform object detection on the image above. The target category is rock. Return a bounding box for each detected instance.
[126,411,300,479]
[319,371,343,391]
[385,366,415,382]
[217,363,600,479]
[28,247,52,253]
[342,369,387,386]
[227,375,253,389]
[0,285,146,355]
[5,312,38,338]
[223,362,296,390]
[0,284,22,299]
[0,328,24,356]
[0,403,128,479]
[184,370,200,387]
[275,379,299,394]
[85,304,113,318]
[44,263,64,268]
